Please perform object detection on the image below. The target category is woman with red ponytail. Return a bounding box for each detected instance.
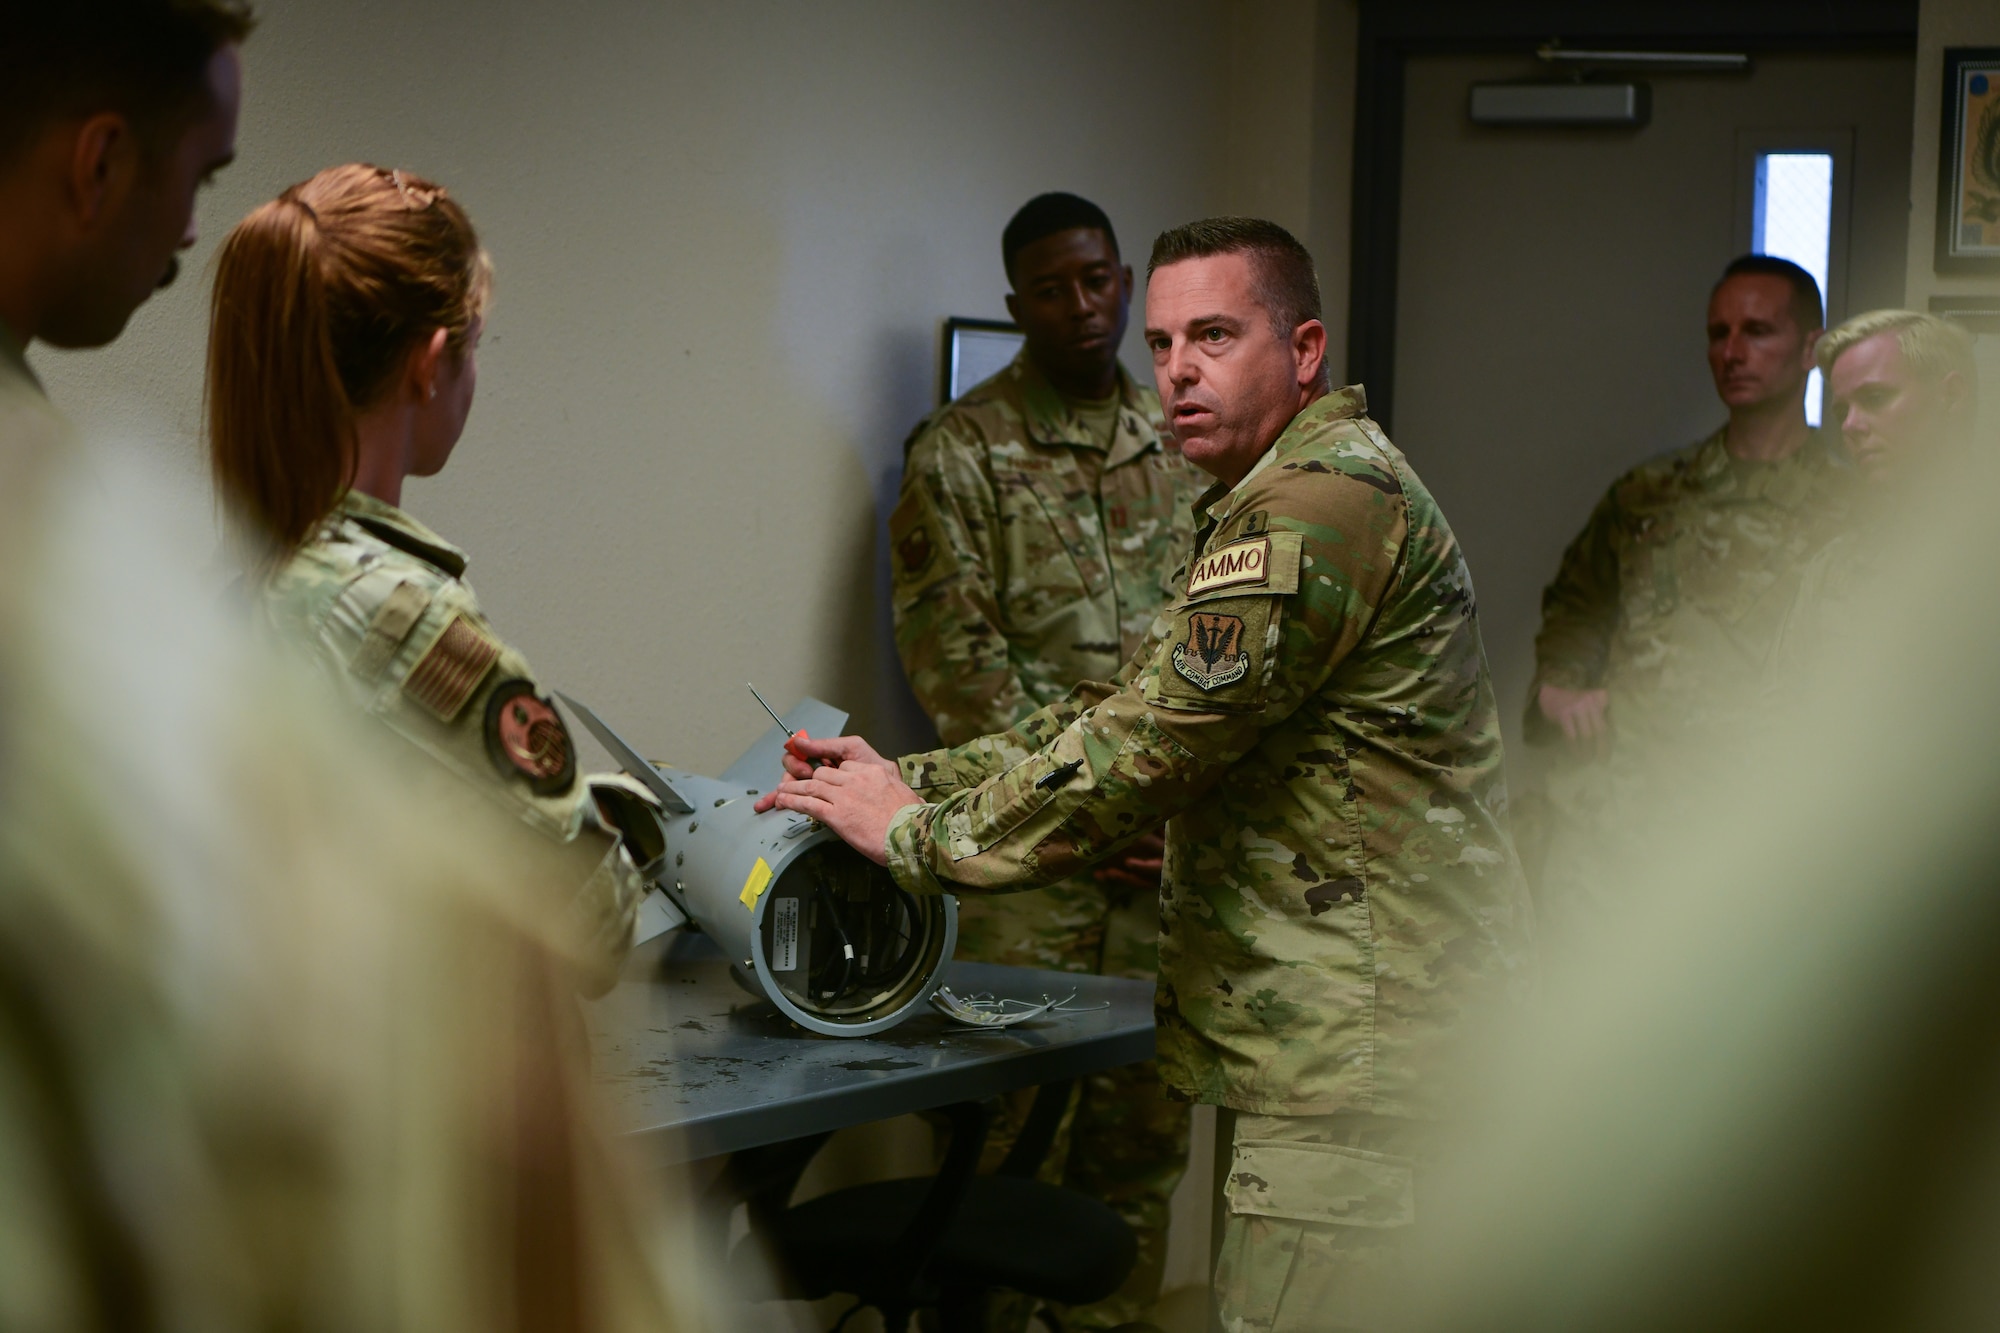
[207,164,658,992]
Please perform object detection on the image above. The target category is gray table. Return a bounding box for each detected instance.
[589,933,1157,1163]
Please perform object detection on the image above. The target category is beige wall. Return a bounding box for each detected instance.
[32,0,1364,777]
[1218,0,1359,378]
[35,0,1241,775]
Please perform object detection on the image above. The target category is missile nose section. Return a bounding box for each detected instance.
[561,694,957,1036]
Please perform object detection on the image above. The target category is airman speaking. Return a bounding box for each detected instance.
[763,218,1536,1332]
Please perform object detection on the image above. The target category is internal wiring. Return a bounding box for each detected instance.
[813,874,856,1000]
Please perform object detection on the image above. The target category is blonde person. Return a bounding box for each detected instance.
[1767,310,1979,680]
[206,164,659,992]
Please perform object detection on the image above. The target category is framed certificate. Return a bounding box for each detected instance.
[1935,47,2000,275]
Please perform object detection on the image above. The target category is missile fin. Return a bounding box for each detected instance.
[553,692,697,814]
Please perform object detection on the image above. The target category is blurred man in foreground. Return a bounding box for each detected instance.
[890,191,1202,1330]
[1409,371,2000,1333]
[0,6,692,1327]
[765,218,1534,1332]
[1525,255,1850,927]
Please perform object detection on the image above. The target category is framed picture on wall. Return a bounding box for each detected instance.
[1935,47,2000,275]
[938,317,1023,406]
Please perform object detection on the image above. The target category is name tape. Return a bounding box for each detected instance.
[1185,537,1271,597]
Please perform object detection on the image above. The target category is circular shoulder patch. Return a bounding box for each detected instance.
[483,679,577,797]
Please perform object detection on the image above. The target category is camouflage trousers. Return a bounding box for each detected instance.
[1213,1111,1426,1333]
[950,875,1191,1332]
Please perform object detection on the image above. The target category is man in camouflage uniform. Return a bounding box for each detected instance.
[769,219,1536,1332]
[0,11,252,1323]
[890,192,1204,1329]
[1526,256,1852,929]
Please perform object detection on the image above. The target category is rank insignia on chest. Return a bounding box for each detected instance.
[483,679,577,796]
[1185,536,1270,596]
[897,526,935,576]
[1172,611,1250,690]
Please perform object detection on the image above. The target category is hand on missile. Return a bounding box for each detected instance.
[755,730,919,867]
[765,729,902,784]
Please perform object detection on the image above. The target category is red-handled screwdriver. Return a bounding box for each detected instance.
[747,682,823,769]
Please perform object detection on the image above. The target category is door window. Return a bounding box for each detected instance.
[1752,150,1835,424]
[1737,130,1855,427]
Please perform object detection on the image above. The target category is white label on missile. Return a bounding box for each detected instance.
[772,896,800,972]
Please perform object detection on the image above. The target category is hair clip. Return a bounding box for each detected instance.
[386,168,443,211]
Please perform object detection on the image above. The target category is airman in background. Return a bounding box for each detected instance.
[770,218,1537,1333]
[1525,255,1852,932]
[890,191,1204,1329]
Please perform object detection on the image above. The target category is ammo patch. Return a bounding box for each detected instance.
[404,613,500,721]
[482,679,577,796]
[1172,611,1250,690]
[1185,536,1271,597]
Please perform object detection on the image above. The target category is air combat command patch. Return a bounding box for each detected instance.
[1173,610,1250,690]
[1150,590,1284,712]
[483,679,577,796]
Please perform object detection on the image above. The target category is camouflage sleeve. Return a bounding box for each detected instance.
[889,418,1041,745]
[887,464,1410,897]
[267,551,643,986]
[1531,485,1624,700]
[894,585,1181,796]
[898,678,1119,796]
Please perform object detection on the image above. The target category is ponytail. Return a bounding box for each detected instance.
[206,164,491,579]
[207,194,355,577]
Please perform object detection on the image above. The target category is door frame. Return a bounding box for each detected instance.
[1346,0,1918,431]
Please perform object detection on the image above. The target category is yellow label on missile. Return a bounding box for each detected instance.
[740,856,774,910]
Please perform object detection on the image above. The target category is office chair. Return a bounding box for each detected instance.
[726,1078,1137,1332]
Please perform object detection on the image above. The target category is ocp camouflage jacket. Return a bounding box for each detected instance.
[886,388,1537,1118]
[260,492,645,990]
[1529,428,1853,749]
